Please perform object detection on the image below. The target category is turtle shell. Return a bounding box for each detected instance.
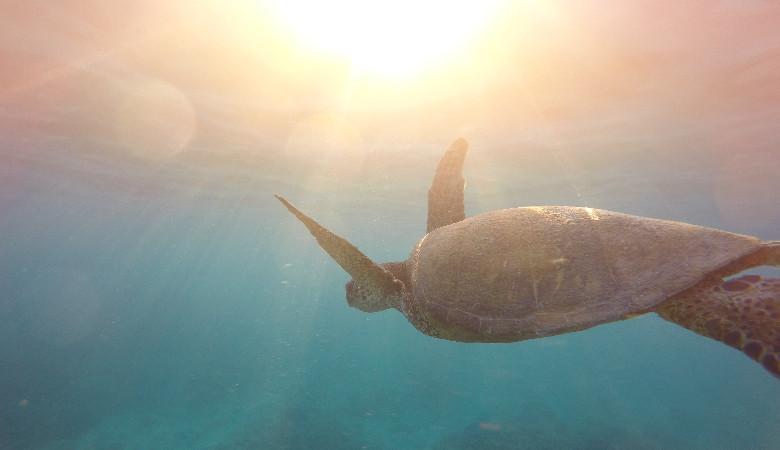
[403,206,762,343]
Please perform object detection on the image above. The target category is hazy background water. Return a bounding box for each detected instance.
[1,1,779,448]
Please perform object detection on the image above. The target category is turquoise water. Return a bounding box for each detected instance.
[2,2,780,449]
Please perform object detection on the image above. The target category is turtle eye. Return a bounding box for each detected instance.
[345,278,392,313]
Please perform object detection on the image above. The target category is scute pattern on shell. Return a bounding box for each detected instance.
[405,206,762,343]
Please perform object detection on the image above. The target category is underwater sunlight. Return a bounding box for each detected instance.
[264,0,508,80]
[2,1,780,448]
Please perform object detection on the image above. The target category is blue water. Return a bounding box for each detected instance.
[2,2,780,449]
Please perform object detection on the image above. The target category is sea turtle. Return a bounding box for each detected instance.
[275,138,780,379]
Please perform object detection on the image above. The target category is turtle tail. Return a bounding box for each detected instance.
[656,274,780,379]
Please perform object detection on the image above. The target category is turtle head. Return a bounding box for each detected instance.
[346,279,392,312]
[275,195,407,313]
[345,261,409,312]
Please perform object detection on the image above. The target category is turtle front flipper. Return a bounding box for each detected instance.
[275,195,405,312]
[427,138,468,233]
[656,275,780,379]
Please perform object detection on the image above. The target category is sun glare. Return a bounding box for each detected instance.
[267,0,506,80]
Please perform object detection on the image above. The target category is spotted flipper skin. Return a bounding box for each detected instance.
[427,138,468,234]
[656,275,780,379]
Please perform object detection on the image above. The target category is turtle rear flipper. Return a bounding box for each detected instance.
[657,275,780,379]
[427,138,468,233]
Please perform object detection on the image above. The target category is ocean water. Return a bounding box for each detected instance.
[2,1,780,449]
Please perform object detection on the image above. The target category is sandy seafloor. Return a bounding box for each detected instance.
[1,1,780,449]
